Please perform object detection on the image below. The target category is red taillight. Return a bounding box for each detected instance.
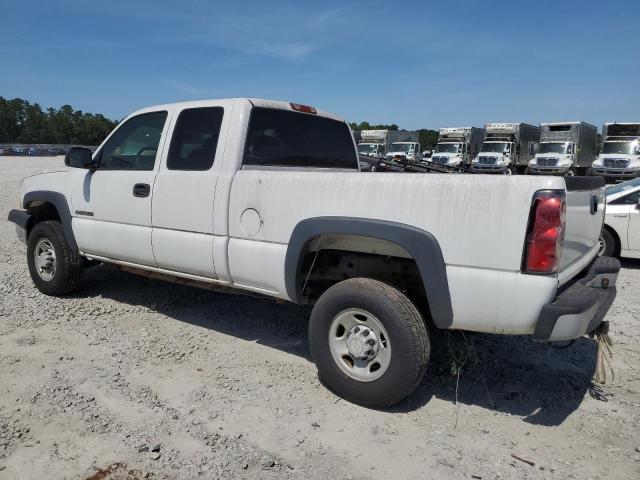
[290,103,317,114]
[524,191,566,274]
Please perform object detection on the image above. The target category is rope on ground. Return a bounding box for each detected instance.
[594,330,614,384]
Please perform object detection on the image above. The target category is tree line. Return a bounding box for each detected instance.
[350,120,439,150]
[1,96,439,150]
[0,97,118,146]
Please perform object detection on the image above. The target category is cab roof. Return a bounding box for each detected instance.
[127,98,344,122]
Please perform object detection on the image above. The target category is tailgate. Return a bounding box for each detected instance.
[559,177,606,274]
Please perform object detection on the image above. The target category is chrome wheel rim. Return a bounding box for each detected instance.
[598,235,606,256]
[328,308,391,382]
[34,238,56,281]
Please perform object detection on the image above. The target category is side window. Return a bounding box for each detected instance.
[99,111,167,171]
[167,107,224,171]
[611,191,640,205]
[243,108,357,169]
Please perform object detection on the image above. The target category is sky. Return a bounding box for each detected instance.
[1,0,638,130]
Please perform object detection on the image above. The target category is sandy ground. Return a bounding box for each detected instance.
[0,156,639,480]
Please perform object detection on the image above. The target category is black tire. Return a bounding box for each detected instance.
[27,221,82,296]
[309,278,430,408]
[599,228,618,258]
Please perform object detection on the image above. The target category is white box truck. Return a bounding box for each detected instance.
[357,130,388,159]
[385,131,421,163]
[472,123,539,174]
[591,123,640,180]
[430,127,484,168]
[528,122,597,176]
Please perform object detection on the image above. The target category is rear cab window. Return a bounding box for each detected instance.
[243,107,357,169]
[167,107,224,171]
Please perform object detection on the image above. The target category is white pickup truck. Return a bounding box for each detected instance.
[8,98,620,408]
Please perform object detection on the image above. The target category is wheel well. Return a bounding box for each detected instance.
[26,201,61,237]
[296,234,431,320]
[603,224,621,256]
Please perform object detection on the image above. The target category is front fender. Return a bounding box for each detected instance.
[22,190,78,252]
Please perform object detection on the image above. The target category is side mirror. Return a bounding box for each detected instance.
[65,147,95,169]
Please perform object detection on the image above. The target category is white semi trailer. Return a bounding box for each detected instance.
[591,123,640,180]
[528,122,597,176]
[430,127,485,168]
[357,130,388,159]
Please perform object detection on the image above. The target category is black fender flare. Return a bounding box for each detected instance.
[284,216,453,329]
[22,190,78,252]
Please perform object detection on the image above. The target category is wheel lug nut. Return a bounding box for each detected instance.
[362,330,369,336]
[354,327,360,333]
[366,339,375,346]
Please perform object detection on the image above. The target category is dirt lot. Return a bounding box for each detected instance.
[1,156,639,480]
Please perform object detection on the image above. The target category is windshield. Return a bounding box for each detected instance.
[601,141,634,155]
[480,142,510,153]
[434,143,461,153]
[606,177,640,195]
[389,143,413,153]
[539,142,569,154]
[357,143,379,155]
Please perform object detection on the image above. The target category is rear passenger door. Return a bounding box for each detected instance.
[151,101,233,278]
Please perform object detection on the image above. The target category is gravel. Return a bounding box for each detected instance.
[1,156,639,479]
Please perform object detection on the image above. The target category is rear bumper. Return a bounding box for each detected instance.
[532,256,620,342]
[7,209,31,244]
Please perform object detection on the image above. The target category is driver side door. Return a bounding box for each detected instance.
[71,109,172,266]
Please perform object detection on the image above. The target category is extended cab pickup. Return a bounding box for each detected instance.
[8,98,620,407]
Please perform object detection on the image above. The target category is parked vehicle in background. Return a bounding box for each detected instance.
[358,154,382,172]
[430,127,484,168]
[528,122,597,176]
[7,98,618,408]
[591,123,640,181]
[386,141,421,162]
[385,131,421,163]
[472,123,539,174]
[422,149,433,159]
[599,177,640,258]
[357,130,388,159]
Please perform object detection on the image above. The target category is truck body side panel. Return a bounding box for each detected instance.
[227,171,565,332]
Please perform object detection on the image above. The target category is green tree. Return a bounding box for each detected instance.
[350,121,399,131]
[0,96,118,145]
[0,97,27,142]
[18,103,54,143]
[418,129,439,150]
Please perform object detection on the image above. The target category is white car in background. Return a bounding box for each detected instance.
[600,178,640,258]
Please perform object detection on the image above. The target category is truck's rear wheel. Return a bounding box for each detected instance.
[27,221,82,296]
[309,278,430,408]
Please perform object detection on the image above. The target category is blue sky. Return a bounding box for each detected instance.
[1,0,638,130]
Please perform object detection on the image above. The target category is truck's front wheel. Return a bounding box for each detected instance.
[309,278,430,408]
[27,221,82,296]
